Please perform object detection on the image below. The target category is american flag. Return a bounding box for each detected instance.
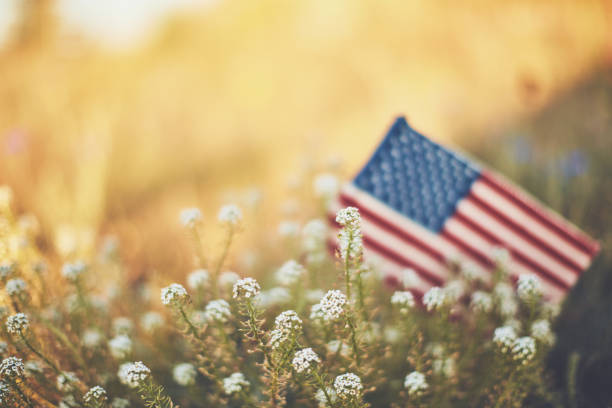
[330,117,599,301]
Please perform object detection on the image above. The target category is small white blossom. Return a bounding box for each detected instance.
[423,287,447,312]
[6,313,29,334]
[204,299,231,323]
[161,283,189,307]
[113,317,134,336]
[336,207,360,229]
[444,280,466,301]
[317,290,347,321]
[278,221,300,238]
[491,247,511,267]
[0,357,24,378]
[334,373,363,400]
[432,357,456,378]
[511,337,537,364]
[270,310,302,349]
[384,327,401,344]
[292,348,320,374]
[180,207,202,228]
[315,387,337,407]
[493,326,518,353]
[493,282,514,301]
[219,271,240,288]
[499,298,519,318]
[305,289,324,303]
[108,335,132,360]
[256,287,291,308]
[5,278,27,297]
[461,262,487,283]
[0,262,15,280]
[531,319,555,345]
[400,268,420,288]
[404,371,428,397]
[83,329,104,348]
[173,363,197,386]
[84,386,107,405]
[516,274,542,302]
[232,278,260,300]
[275,260,305,286]
[187,269,209,290]
[470,291,493,313]
[218,204,242,226]
[57,371,79,393]
[223,372,249,395]
[302,219,327,252]
[504,318,523,332]
[391,291,415,313]
[0,381,8,404]
[314,173,339,199]
[111,398,131,408]
[140,312,164,333]
[61,261,87,282]
[326,340,350,358]
[24,360,43,376]
[121,362,150,388]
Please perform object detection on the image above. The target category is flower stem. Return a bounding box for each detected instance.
[20,331,61,375]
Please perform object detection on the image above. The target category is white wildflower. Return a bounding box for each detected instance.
[122,362,150,388]
[140,312,164,333]
[204,299,231,323]
[111,398,131,408]
[314,174,339,199]
[493,326,518,353]
[302,219,327,252]
[400,268,420,288]
[0,381,8,404]
[83,329,104,348]
[278,221,300,238]
[161,283,189,307]
[462,262,486,283]
[423,287,447,312]
[531,319,555,345]
[270,310,302,349]
[223,372,249,395]
[256,287,291,308]
[516,274,542,302]
[404,371,428,397]
[511,336,537,364]
[470,291,493,313]
[108,335,132,360]
[275,260,305,286]
[113,317,134,336]
[0,262,15,280]
[84,386,107,405]
[433,357,456,378]
[317,290,347,321]
[444,280,466,302]
[0,357,24,378]
[180,207,202,228]
[219,271,240,288]
[292,348,320,374]
[57,371,79,393]
[305,289,324,303]
[315,387,337,407]
[384,327,401,344]
[173,363,197,386]
[336,207,362,261]
[6,313,29,334]
[232,277,260,300]
[504,318,522,332]
[61,261,87,283]
[326,340,351,358]
[499,298,519,318]
[187,269,209,290]
[493,282,514,301]
[491,247,511,267]
[334,373,363,400]
[391,291,415,313]
[5,278,27,297]
[218,204,242,226]
[24,360,43,376]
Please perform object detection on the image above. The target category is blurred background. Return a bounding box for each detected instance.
[0,1,611,404]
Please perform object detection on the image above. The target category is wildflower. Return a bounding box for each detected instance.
[336,207,363,261]
[109,335,132,359]
[461,262,486,283]
[278,221,300,238]
[270,310,302,349]
[111,398,131,408]
[511,337,537,364]
[187,269,209,290]
[275,260,305,286]
[219,271,240,288]
[190,310,207,326]
[232,277,260,300]
[317,290,347,321]
[444,280,466,301]
[305,289,324,303]
[493,282,514,301]
[218,204,242,226]
[24,360,43,377]
[493,326,518,354]
[256,287,291,308]
[314,173,339,199]
[531,319,555,345]
[499,298,519,318]
[161,283,189,307]
[516,274,542,302]
[400,268,420,288]
[504,318,522,332]
[334,373,363,400]
[0,262,15,280]
[84,386,108,405]
[404,371,428,397]
[180,207,202,228]
[384,327,401,344]
[491,247,511,267]
[173,363,197,386]
[391,290,415,313]
[292,348,320,374]
[83,329,104,348]
[203,299,231,323]
[0,381,9,404]
[433,357,456,378]
[113,317,134,336]
[223,372,249,395]
[315,387,337,407]
[470,291,493,313]
[0,357,24,378]
[0,341,7,354]
[5,278,27,297]
[61,260,87,282]
[57,371,79,393]
[122,362,151,388]
[326,340,351,358]
[6,313,29,334]
[140,312,164,333]
[423,287,447,312]
[302,219,327,251]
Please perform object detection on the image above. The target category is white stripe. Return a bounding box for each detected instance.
[444,217,565,301]
[457,199,577,287]
[472,181,591,267]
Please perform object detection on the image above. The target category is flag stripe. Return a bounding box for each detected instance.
[466,191,583,273]
[480,171,599,255]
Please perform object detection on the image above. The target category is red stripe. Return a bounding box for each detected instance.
[327,216,443,286]
[480,171,599,255]
[338,192,445,262]
[465,193,583,274]
[453,212,571,291]
[439,228,494,269]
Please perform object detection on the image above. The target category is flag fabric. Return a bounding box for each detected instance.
[331,117,599,301]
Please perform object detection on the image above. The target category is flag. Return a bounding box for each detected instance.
[331,117,599,301]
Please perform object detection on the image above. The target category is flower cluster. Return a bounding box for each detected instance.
[84,385,108,405]
[0,357,25,378]
[292,348,320,374]
[187,269,209,290]
[61,260,87,282]
[6,313,29,334]
[109,335,132,359]
[223,372,250,395]
[423,287,448,312]
[404,371,428,397]
[270,310,303,349]
[470,291,493,313]
[275,260,305,286]
[516,274,542,302]
[5,278,27,296]
[232,277,261,300]
[180,207,202,228]
[391,290,415,313]
[218,204,242,226]
[204,299,231,323]
[173,363,197,386]
[161,283,189,307]
[121,361,151,388]
[315,290,347,321]
[493,326,518,353]
[334,373,363,400]
[511,337,537,364]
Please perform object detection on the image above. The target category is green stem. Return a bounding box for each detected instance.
[313,371,335,408]
[20,331,62,375]
[346,315,361,367]
[179,306,202,340]
[343,231,353,300]
[11,380,35,408]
